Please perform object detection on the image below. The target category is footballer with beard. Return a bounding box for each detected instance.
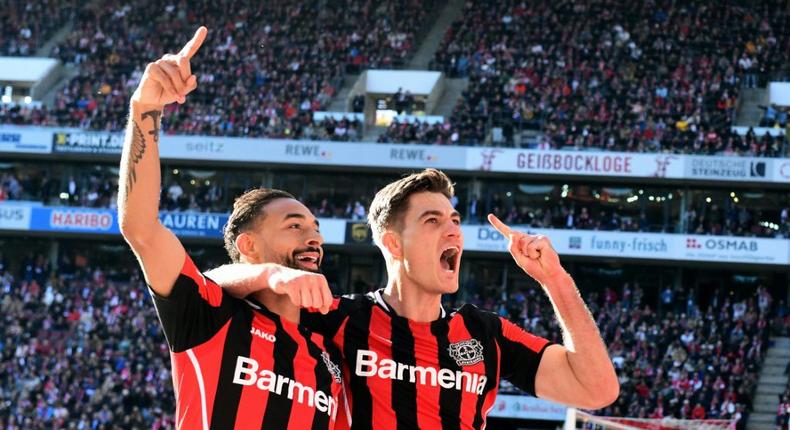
[118,26,347,429]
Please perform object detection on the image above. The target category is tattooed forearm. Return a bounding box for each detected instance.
[124,109,161,196]
[141,110,161,144]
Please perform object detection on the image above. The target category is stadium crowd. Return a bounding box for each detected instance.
[2,0,439,138]
[466,280,779,428]
[0,251,175,429]
[0,0,76,56]
[430,0,790,156]
[1,1,788,157]
[0,245,780,428]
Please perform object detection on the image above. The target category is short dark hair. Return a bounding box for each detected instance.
[367,169,454,241]
[223,188,295,263]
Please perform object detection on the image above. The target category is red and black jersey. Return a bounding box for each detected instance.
[301,289,552,430]
[149,254,346,430]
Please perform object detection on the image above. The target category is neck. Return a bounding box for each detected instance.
[382,267,442,323]
[252,290,300,324]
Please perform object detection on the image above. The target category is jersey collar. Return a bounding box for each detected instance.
[370,288,447,320]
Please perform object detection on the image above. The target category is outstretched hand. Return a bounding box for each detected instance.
[487,213,567,286]
[132,26,207,107]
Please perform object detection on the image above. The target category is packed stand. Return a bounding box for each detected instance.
[0,0,76,56]
[0,252,175,428]
[2,0,441,137]
[377,119,462,145]
[466,281,777,427]
[470,195,667,232]
[778,369,790,430]
[305,117,364,142]
[431,0,790,156]
[685,203,790,238]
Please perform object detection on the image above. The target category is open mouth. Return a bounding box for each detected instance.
[439,246,460,273]
[294,250,321,271]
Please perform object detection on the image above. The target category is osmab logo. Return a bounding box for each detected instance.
[448,339,484,367]
[686,237,758,252]
[321,352,342,383]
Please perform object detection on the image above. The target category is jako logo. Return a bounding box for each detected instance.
[233,356,337,418]
[249,326,276,342]
[355,350,487,394]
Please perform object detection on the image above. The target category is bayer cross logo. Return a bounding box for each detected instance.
[448,339,484,366]
[322,352,342,383]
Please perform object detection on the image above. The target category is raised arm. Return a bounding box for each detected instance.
[488,214,619,410]
[118,27,206,297]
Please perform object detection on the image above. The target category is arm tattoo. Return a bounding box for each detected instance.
[124,110,161,196]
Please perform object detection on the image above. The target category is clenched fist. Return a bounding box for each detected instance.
[267,266,334,314]
[131,26,207,108]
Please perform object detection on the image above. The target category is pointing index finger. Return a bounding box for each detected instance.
[179,26,207,60]
[487,213,512,236]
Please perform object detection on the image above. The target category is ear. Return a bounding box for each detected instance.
[380,230,403,260]
[235,232,259,262]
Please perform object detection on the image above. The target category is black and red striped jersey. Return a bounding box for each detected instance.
[149,254,346,430]
[300,289,552,430]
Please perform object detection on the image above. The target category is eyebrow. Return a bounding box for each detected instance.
[418,210,462,220]
[283,213,320,227]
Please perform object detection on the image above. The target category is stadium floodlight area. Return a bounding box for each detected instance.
[0,56,60,103]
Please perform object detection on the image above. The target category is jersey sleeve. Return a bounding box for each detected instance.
[497,317,553,396]
[148,253,242,352]
[300,294,365,338]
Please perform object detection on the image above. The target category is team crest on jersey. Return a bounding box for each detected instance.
[448,339,484,366]
[322,352,342,383]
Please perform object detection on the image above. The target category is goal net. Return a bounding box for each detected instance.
[567,409,736,430]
